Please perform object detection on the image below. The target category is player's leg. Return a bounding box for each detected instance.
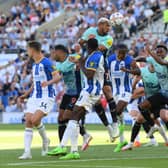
[94,100,114,142]
[103,83,119,139]
[142,121,158,147]
[122,113,145,151]
[114,100,129,152]
[160,109,168,128]
[58,105,86,160]
[80,115,93,151]
[18,113,33,159]
[148,109,168,145]
[31,109,50,156]
[58,109,68,141]
[59,91,100,160]
[128,108,141,147]
[57,94,70,142]
[138,93,168,132]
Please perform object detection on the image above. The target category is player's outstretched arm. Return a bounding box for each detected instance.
[135,56,147,62]
[41,71,61,87]
[146,46,168,66]
[120,60,141,75]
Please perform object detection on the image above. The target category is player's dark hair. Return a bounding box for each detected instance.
[117,43,128,51]
[54,45,69,54]
[87,38,98,51]
[27,41,41,52]
[156,44,168,52]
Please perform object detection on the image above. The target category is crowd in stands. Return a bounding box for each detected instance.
[0,0,168,112]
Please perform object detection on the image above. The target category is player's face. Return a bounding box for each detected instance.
[156,47,166,59]
[100,22,110,35]
[27,47,34,58]
[117,49,126,60]
[52,50,65,61]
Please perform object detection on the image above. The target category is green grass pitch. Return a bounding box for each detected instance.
[0,124,168,168]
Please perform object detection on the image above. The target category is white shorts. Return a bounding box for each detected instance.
[24,97,54,114]
[75,90,101,112]
[113,92,132,104]
[127,100,139,112]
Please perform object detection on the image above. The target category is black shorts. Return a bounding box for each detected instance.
[104,72,112,86]
[59,94,79,111]
[103,57,112,86]
[147,92,168,112]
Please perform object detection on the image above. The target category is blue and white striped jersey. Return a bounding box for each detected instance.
[129,80,144,105]
[108,54,133,95]
[31,57,56,99]
[83,51,104,95]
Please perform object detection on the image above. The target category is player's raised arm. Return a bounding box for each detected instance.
[145,44,168,66]
[120,59,141,75]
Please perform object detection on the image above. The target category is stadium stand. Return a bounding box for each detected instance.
[0,0,168,112]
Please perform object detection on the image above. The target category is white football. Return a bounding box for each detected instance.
[110,12,124,26]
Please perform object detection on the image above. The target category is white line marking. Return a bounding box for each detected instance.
[30,164,148,168]
[6,155,167,166]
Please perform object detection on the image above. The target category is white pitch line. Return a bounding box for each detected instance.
[6,155,168,166]
[31,164,149,168]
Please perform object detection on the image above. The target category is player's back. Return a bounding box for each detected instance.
[32,57,55,99]
[108,54,133,95]
[84,51,104,95]
[56,54,81,96]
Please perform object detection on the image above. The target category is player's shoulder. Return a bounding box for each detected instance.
[41,57,52,66]
[86,27,97,32]
[124,54,134,64]
[89,51,103,61]
[108,53,116,62]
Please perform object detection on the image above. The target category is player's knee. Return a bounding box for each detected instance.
[160,109,168,122]
[31,118,40,127]
[71,106,85,121]
[136,113,145,123]
[103,86,112,100]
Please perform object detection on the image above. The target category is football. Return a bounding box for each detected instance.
[110,12,124,26]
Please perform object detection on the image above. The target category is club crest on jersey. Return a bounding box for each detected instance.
[89,62,95,67]
[39,66,43,71]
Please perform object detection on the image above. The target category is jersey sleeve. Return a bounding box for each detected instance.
[43,59,58,75]
[101,36,113,49]
[85,53,102,71]
[146,56,155,64]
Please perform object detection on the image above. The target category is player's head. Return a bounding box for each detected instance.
[87,38,98,53]
[97,17,111,35]
[52,44,69,61]
[27,41,41,58]
[155,44,167,59]
[116,44,128,60]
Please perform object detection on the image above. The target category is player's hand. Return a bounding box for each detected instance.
[88,34,96,39]
[120,67,127,72]
[19,95,26,103]
[41,81,49,87]
[69,56,79,63]
[144,44,152,55]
